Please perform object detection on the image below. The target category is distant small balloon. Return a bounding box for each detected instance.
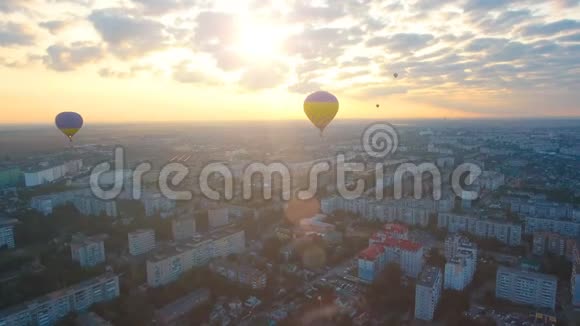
[55,112,83,142]
[303,91,339,135]
[376,104,380,108]
[393,73,399,78]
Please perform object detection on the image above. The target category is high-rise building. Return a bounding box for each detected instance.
[496,266,557,310]
[172,216,196,241]
[359,224,424,281]
[0,273,119,326]
[70,233,107,268]
[128,229,155,256]
[0,167,21,188]
[533,232,569,256]
[358,245,386,283]
[415,266,442,321]
[208,208,229,229]
[0,217,17,249]
[444,234,477,291]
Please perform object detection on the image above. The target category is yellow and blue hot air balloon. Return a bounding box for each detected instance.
[303,91,339,135]
[55,112,83,142]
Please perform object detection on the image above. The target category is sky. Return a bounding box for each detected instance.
[0,0,579,124]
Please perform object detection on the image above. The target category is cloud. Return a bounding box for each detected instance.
[39,20,73,35]
[239,62,289,90]
[89,8,167,58]
[98,65,157,78]
[0,23,35,46]
[522,19,580,36]
[172,61,220,85]
[194,11,238,49]
[43,42,104,71]
[131,0,194,15]
[372,33,436,54]
[0,0,29,13]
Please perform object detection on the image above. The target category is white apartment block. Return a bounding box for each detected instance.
[147,228,245,287]
[438,212,522,246]
[496,266,557,310]
[172,217,196,241]
[208,208,229,229]
[142,193,176,217]
[320,196,451,227]
[70,234,107,268]
[415,266,442,321]
[525,216,580,238]
[209,259,267,289]
[24,159,83,187]
[444,235,477,290]
[128,229,156,256]
[0,218,17,249]
[31,191,118,217]
[0,273,119,326]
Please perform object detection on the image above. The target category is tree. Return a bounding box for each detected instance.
[426,248,446,269]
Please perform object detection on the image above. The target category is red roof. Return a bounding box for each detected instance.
[358,245,384,261]
[383,223,408,234]
[381,238,422,252]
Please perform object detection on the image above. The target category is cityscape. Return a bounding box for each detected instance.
[2,0,580,325]
[1,120,580,325]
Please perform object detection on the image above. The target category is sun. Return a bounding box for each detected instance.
[235,20,284,60]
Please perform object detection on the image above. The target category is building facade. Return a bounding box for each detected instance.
[128,229,155,256]
[444,234,477,290]
[147,228,246,287]
[24,160,82,187]
[415,266,442,321]
[208,208,229,229]
[0,273,119,326]
[209,259,267,289]
[70,234,107,268]
[0,217,17,249]
[496,266,557,310]
[171,216,196,241]
[438,212,522,246]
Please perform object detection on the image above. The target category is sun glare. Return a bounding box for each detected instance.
[236,20,284,60]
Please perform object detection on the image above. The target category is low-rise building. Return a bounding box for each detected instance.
[128,229,155,256]
[496,266,557,310]
[415,266,442,321]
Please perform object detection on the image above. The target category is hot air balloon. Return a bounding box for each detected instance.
[55,112,83,142]
[304,91,339,135]
[393,73,399,78]
[376,104,380,108]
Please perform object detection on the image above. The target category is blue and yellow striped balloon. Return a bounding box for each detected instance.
[304,91,339,135]
[55,112,83,141]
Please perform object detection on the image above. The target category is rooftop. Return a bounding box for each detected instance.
[498,266,558,282]
[358,245,384,261]
[417,266,441,288]
[155,288,210,323]
[0,217,18,227]
[382,238,422,252]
